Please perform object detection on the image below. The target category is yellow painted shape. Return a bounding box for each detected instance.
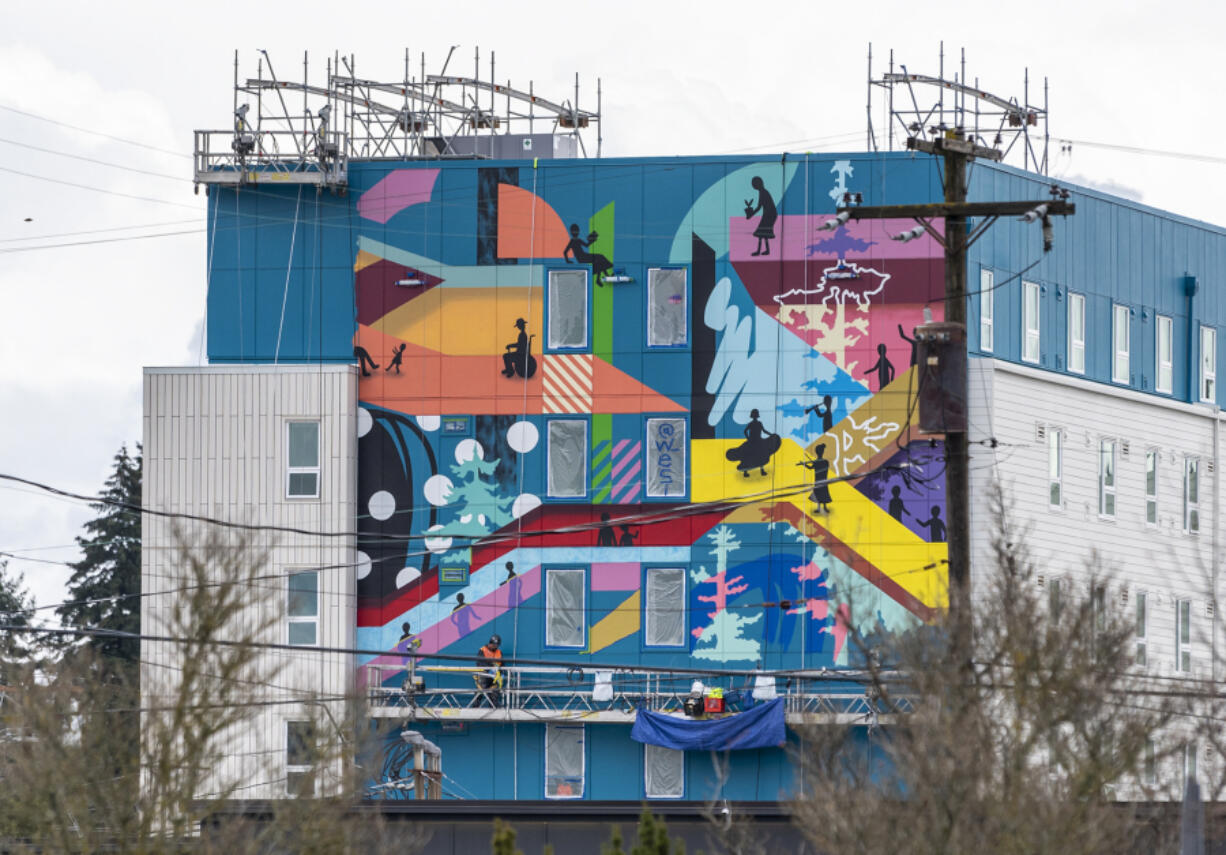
[587,590,640,654]
[691,436,947,610]
[811,366,916,475]
[372,286,544,356]
[354,249,381,273]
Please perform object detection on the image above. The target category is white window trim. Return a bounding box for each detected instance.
[1047,428,1063,509]
[545,567,586,648]
[547,268,590,351]
[1067,292,1085,375]
[646,267,688,348]
[1184,457,1201,534]
[1176,599,1193,673]
[1135,591,1148,667]
[286,720,315,797]
[980,268,994,353]
[644,743,685,799]
[287,569,319,647]
[285,420,321,499]
[1022,280,1041,364]
[544,723,585,799]
[1156,314,1173,394]
[1098,439,1116,519]
[1112,304,1130,384]
[645,417,686,499]
[1200,325,1216,403]
[1145,450,1158,527]
[644,566,687,648]
[546,419,588,499]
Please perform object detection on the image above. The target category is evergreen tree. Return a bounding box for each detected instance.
[56,444,141,662]
[0,560,33,685]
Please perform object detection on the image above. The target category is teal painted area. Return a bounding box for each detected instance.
[667,161,799,263]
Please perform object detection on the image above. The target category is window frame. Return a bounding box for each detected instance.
[643,566,687,649]
[1156,314,1173,394]
[1143,739,1157,785]
[646,266,690,349]
[1048,577,1063,621]
[1098,439,1117,519]
[1112,304,1130,384]
[1176,598,1193,673]
[1184,456,1201,534]
[545,267,591,352]
[1200,325,1216,403]
[544,566,587,649]
[1022,280,1041,364]
[644,743,685,799]
[1047,427,1063,509]
[544,723,585,799]
[287,569,319,647]
[1145,450,1158,526]
[285,420,321,499]
[644,416,688,500]
[285,720,316,797]
[1184,742,1199,783]
[1135,591,1148,667]
[546,418,589,500]
[1067,291,1086,375]
[979,268,994,353]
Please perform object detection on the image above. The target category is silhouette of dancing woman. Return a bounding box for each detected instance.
[386,343,406,374]
[726,408,781,477]
[744,177,777,257]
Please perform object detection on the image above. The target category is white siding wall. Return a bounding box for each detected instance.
[969,357,1221,797]
[141,365,357,801]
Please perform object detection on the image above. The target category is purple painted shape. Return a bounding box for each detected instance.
[729,215,944,262]
[358,168,440,224]
[591,563,641,591]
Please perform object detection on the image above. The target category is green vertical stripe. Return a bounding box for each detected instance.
[590,201,615,362]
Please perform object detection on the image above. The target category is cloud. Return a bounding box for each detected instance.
[1063,173,1144,204]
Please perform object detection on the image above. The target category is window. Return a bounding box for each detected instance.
[1184,457,1200,534]
[1145,451,1158,526]
[545,724,585,798]
[1176,599,1192,672]
[644,567,686,647]
[286,720,316,796]
[1068,292,1085,374]
[1135,592,1148,666]
[548,269,589,350]
[980,269,994,352]
[545,568,585,648]
[1143,739,1157,785]
[647,268,687,347]
[1048,428,1062,508]
[1092,585,1107,633]
[646,418,686,498]
[1098,440,1116,517]
[547,420,588,498]
[1156,315,1173,394]
[1200,326,1216,402]
[286,421,320,498]
[1184,742,1199,783]
[644,744,684,799]
[1112,304,1130,384]
[1048,578,1062,620]
[287,570,319,646]
[1022,281,1041,364]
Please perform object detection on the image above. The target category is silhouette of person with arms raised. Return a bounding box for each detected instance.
[501,560,516,584]
[804,394,834,434]
[354,345,379,377]
[887,485,910,522]
[898,324,919,367]
[563,224,613,285]
[799,443,832,513]
[864,343,895,391]
[744,177,777,256]
[501,318,536,378]
[726,408,781,477]
[596,512,617,547]
[618,524,639,547]
[386,343,406,374]
[917,505,946,542]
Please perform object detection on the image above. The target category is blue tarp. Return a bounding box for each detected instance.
[630,698,786,751]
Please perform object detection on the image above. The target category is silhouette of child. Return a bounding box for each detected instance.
[864,343,895,391]
[887,485,909,522]
[917,505,946,542]
[386,343,406,374]
[618,525,639,547]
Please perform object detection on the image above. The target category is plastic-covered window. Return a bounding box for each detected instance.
[547,420,587,498]
[546,568,585,647]
[647,268,687,347]
[645,567,685,646]
[545,724,585,798]
[548,269,588,349]
[644,743,684,799]
[646,418,686,498]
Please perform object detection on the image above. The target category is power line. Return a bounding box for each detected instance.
[1056,137,1226,166]
[0,103,191,159]
[0,228,204,254]
[0,136,185,181]
[0,165,200,210]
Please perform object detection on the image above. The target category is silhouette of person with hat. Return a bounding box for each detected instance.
[502,318,536,378]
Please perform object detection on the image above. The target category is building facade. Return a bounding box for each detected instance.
[143,148,1226,805]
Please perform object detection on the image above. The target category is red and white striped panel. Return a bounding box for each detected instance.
[542,353,594,414]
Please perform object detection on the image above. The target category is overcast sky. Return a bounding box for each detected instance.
[2,0,1223,615]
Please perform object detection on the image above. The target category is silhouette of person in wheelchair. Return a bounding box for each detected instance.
[501,318,537,379]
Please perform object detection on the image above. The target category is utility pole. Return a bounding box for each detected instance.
[839,129,1074,663]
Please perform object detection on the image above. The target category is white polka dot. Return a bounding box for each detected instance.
[423,474,454,506]
[416,415,441,432]
[506,420,539,453]
[396,565,421,588]
[512,493,541,519]
[357,407,373,438]
[368,490,396,521]
[455,438,484,464]
[423,524,452,554]
[355,550,372,580]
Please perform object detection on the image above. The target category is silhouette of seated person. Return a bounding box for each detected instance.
[726,408,782,477]
[501,318,536,379]
[563,224,613,285]
[917,505,946,542]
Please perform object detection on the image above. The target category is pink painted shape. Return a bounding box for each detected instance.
[358,169,440,224]
[619,484,641,503]
[610,461,642,503]
[610,440,640,479]
[729,215,944,262]
[790,558,826,582]
[591,563,641,591]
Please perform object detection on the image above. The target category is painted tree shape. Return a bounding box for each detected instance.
[440,451,513,537]
[778,302,869,375]
[690,525,764,662]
